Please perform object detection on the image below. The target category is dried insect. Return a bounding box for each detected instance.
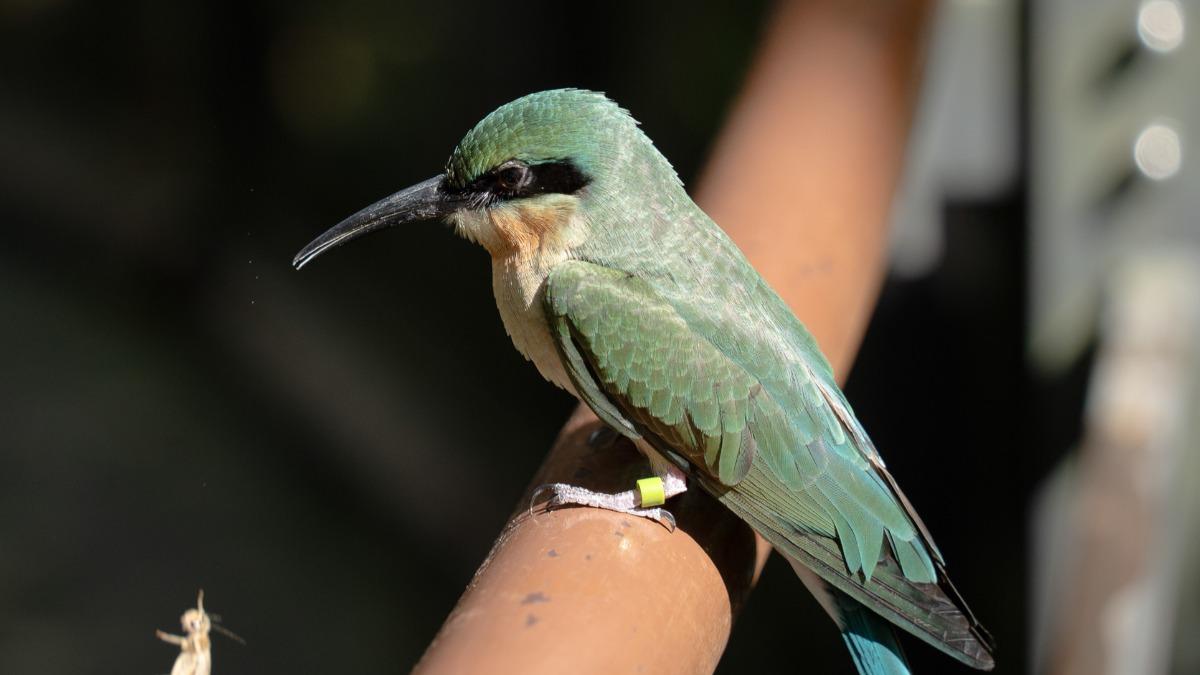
[156,590,243,675]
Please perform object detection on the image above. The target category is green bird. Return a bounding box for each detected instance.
[294,89,994,674]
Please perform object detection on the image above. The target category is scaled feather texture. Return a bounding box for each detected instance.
[466,90,995,670]
[296,89,996,672]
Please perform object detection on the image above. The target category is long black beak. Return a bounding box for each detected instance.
[293,175,456,269]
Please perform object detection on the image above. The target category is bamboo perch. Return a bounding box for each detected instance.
[414,1,934,672]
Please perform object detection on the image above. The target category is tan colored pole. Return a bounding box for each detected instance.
[414,1,934,673]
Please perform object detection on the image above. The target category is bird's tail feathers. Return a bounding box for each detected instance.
[793,559,912,675]
[840,601,912,675]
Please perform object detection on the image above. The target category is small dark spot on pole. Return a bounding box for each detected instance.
[525,613,539,627]
[620,520,631,528]
[521,591,550,605]
[585,554,592,561]
[614,530,624,538]
[547,549,558,558]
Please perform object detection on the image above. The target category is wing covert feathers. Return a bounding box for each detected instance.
[544,260,995,669]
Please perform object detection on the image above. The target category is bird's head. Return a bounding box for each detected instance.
[293,89,680,268]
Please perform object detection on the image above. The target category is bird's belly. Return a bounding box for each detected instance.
[492,259,576,395]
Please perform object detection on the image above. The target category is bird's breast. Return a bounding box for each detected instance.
[491,254,575,394]
[451,200,583,393]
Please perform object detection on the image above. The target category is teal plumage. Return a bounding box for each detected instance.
[446,90,667,194]
[545,257,989,668]
[498,90,991,669]
[294,88,995,673]
[840,592,914,675]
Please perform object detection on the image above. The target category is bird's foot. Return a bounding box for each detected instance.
[531,482,677,532]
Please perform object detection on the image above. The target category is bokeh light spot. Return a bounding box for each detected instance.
[1133,123,1183,180]
[1137,0,1185,53]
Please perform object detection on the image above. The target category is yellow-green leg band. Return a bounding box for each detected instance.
[637,477,666,507]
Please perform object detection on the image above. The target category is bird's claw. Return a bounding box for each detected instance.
[529,482,676,532]
[528,482,559,518]
[640,507,676,533]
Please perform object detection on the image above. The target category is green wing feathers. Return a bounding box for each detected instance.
[544,260,994,669]
[547,262,760,485]
[544,260,930,578]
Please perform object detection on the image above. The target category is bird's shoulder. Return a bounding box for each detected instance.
[544,259,866,481]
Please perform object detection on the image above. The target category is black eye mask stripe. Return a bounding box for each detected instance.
[519,160,591,198]
[457,159,592,207]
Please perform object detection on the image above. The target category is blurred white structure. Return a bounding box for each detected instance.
[1029,2,1199,675]
[888,0,1020,278]
[1032,253,1200,675]
[1031,0,1196,372]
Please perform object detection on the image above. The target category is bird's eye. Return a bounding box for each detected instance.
[495,164,529,192]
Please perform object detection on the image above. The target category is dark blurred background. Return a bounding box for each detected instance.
[2,1,1196,674]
